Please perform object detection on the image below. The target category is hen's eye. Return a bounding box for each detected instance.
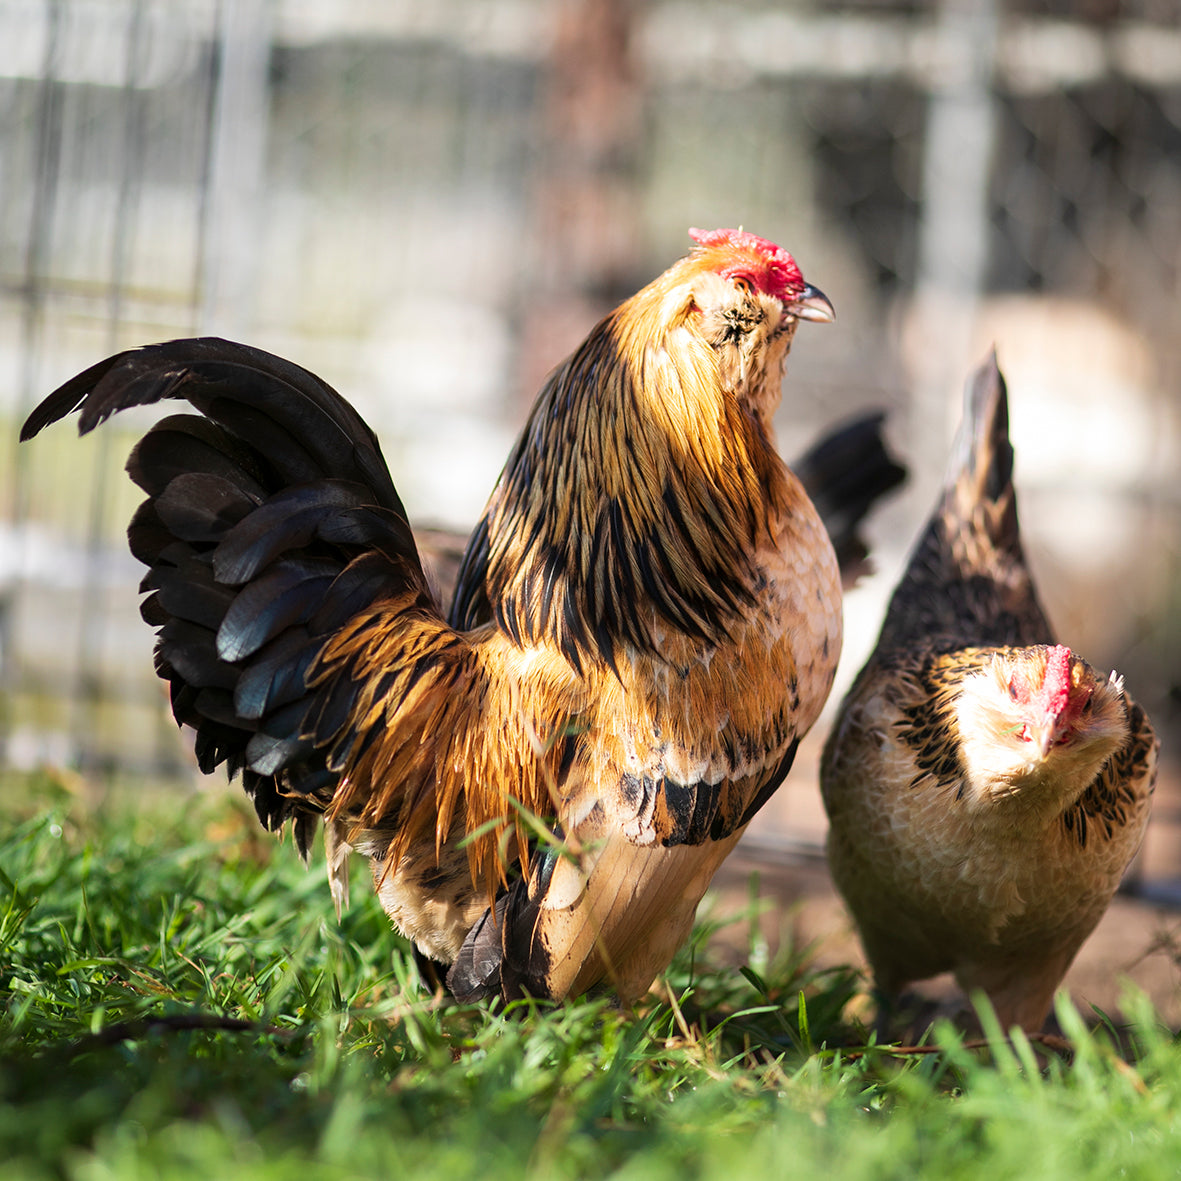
[1008,681,1019,701]
[732,276,753,295]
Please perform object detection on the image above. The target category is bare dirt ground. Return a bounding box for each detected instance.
[709,730,1181,1032]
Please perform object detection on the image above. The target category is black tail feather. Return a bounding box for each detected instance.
[212,483,378,585]
[447,852,558,1003]
[128,414,267,500]
[217,559,339,662]
[21,336,429,834]
[153,472,258,543]
[148,554,237,631]
[24,338,401,507]
[233,631,322,720]
[792,411,906,587]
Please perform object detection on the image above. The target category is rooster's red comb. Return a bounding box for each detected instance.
[688,227,806,301]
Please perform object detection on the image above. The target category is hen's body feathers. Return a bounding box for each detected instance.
[821,356,1156,1032]
[25,230,855,1002]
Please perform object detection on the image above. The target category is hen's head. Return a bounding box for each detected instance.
[626,228,833,422]
[955,644,1129,818]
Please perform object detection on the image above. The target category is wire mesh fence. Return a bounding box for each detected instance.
[1,1,1178,841]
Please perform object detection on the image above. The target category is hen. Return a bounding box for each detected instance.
[820,355,1156,1032]
[23,228,865,1004]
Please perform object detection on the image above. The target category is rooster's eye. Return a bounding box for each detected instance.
[1008,681,1019,701]
[732,276,753,295]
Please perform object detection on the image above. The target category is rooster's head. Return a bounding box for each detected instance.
[617,228,833,428]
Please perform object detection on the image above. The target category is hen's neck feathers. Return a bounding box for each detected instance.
[474,255,801,673]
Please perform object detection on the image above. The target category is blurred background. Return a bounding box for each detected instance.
[1,0,1179,882]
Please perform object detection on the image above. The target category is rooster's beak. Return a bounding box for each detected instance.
[788,284,835,323]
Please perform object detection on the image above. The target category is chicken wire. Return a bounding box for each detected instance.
[1,1,1178,832]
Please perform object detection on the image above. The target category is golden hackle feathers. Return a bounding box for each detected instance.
[462,239,810,679]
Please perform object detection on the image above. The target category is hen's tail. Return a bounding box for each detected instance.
[792,411,906,587]
[876,352,1054,651]
[942,350,1021,558]
[21,337,428,852]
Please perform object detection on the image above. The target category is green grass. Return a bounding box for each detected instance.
[3,768,1181,1180]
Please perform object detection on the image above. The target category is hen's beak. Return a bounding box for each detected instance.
[788,283,835,323]
[1026,716,1067,759]
[1030,722,1055,760]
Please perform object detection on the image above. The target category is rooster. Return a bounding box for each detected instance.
[23,228,876,1004]
[820,355,1156,1032]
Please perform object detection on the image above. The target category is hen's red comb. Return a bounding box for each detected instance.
[688,227,805,300]
[1039,645,1073,717]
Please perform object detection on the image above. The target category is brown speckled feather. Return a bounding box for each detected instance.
[821,355,1156,1032]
